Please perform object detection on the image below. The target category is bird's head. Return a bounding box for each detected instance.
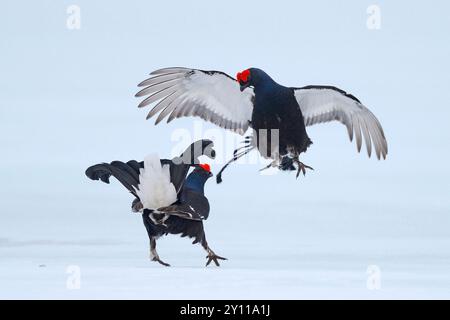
[184,163,213,193]
[236,68,274,92]
[236,69,252,92]
[191,163,213,180]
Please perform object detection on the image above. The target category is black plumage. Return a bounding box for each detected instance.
[248,69,313,167]
[217,68,315,181]
[85,140,226,267]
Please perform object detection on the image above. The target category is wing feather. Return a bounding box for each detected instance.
[150,67,191,75]
[137,68,254,134]
[155,95,185,124]
[294,86,387,159]
[138,72,185,87]
[138,84,181,108]
[155,204,203,221]
[135,78,181,97]
[146,90,183,119]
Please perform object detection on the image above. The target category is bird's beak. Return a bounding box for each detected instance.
[240,82,250,92]
[208,172,213,178]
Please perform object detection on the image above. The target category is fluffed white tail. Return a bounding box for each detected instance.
[134,154,177,210]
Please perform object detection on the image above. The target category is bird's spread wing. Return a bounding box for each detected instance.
[156,203,204,221]
[293,86,388,159]
[136,67,254,135]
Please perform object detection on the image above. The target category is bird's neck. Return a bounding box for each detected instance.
[254,80,287,109]
[183,174,206,194]
[254,74,285,94]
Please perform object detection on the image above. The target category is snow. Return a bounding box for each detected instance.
[1,162,449,299]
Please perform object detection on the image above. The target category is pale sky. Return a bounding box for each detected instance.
[1,0,449,234]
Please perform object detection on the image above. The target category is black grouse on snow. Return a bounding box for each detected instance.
[85,140,226,267]
[135,67,388,182]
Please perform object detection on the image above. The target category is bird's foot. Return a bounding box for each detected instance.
[150,249,171,267]
[206,252,227,267]
[294,160,314,178]
[152,257,171,267]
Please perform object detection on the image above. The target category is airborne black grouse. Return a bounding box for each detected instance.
[136,67,388,182]
[85,140,226,267]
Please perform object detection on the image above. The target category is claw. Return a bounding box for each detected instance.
[294,160,314,179]
[206,254,227,267]
[153,257,171,267]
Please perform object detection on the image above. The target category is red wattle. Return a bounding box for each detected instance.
[241,69,250,82]
[199,163,211,172]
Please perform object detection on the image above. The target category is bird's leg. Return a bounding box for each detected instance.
[293,156,314,178]
[150,237,170,267]
[201,237,227,267]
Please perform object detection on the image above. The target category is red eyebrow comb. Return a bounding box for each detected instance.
[236,69,250,82]
[199,163,211,172]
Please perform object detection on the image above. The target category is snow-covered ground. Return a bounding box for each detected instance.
[1,145,449,299]
[1,1,450,299]
[2,234,450,299]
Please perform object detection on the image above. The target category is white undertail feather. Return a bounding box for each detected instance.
[134,154,177,210]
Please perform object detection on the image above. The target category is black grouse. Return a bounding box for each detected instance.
[85,140,226,267]
[135,67,388,182]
